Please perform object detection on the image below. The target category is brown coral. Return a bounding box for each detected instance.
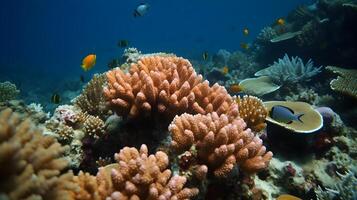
[72,171,102,200]
[0,108,76,200]
[235,95,267,132]
[96,144,199,199]
[74,73,109,118]
[103,56,236,119]
[169,112,273,177]
[83,114,105,139]
[326,66,357,99]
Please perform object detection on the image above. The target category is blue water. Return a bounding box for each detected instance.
[0,0,312,103]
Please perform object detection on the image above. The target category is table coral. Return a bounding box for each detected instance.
[96,144,199,199]
[0,108,76,200]
[235,95,267,132]
[326,66,357,99]
[104,56,236,119]
[169,112,273,177]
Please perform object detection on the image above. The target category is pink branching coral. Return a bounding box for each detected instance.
[103,56,236,119]
[0,108,76,199]
[169,112,273,177]
[96,144,199,199]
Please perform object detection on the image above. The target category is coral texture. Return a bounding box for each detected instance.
[0,81,20,102]
[74,74,109,118]
[104,56,236,119]
[72,171,102,200]
[83,114,105,139]
[169,112,273,177]
[255,54,322,85]
[0,109,76,199]
[235,95,267,132]
[96,144,199,199]
[326,66,357,98]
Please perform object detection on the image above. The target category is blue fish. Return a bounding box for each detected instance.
[270,105,304,124]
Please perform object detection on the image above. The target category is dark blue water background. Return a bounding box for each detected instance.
[0,0,312,100]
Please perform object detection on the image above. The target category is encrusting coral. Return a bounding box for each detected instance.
[0,108,76,200]
[0,81,20,102]
[104,56,236,119]
[235,95,267,132]
[96,144,199,199]
[74,73,109,118]
[169,112,273,177]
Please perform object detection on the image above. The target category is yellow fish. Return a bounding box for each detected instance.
[221,66,229,75]
[228,83,243,93]
[277,18,285,26]
[81,54,96,71]
[276,194,302,200]
[240,42,249,50]
[243,28,249,36]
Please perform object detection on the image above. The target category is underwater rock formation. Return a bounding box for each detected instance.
[96,144,199,199]
[0,81,19,102]
[255,54,322,85]
[169,112,273,177]
[0,109,76,199]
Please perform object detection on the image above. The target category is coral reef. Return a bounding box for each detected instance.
[74,73,109,119]
[235,95,267,132]
[0,109,76,199]
[83,114,105,139]
[255,54,322,85]
[0,81,19,102]
[326,66,357,98]
[169,112,273,177]
[239,76,281,96]
[104,56,236,120]
[72,171,102,200]
[96,144,199,199]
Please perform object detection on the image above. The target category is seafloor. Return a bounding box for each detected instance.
[0,1,357,200]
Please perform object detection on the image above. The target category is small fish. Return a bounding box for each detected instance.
[228,83,243,94]
[51,93,61,104]
[108,59,119,69]
[134,3,150,17]
[243,28,249,36]
[270,105,304,124]
[221,66,229,75]
[202,51,209,60]
[80,75,85,83]
[277,18,285,26]
[81,54,96,71]
[276,194,302,200]
[118,40,129,48]
[240,42,250,50]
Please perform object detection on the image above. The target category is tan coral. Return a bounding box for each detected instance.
[326,66,357,98]
[96,144,199,200]
[235,95,267,132]
[103,56,237,119]
[0,108,76,200]
[74,73,109,118]
[83,114,105,139]
[169,112,273,177]
[72,171,102,200]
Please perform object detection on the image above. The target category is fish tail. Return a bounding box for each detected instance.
[297,113,304,123]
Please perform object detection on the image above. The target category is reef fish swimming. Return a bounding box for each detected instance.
[134,3,150,17]
[270,105,304,124]
[81,54,96,71]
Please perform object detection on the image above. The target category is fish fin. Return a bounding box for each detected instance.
[269,107,275,118]
[297,113,304,123]
[279,105,295,114]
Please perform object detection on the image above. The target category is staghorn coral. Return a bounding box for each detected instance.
[96,144,199,199]
[255,54,322,85]
[235,95,267,132]
[74,74,109,118]
[0,108,76,200]
[104,56,236,119]
[72,171,102,200]
[169,112,273,177]
[83,114,105,139]
[0,81,20,102]
[326,66,357,98]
